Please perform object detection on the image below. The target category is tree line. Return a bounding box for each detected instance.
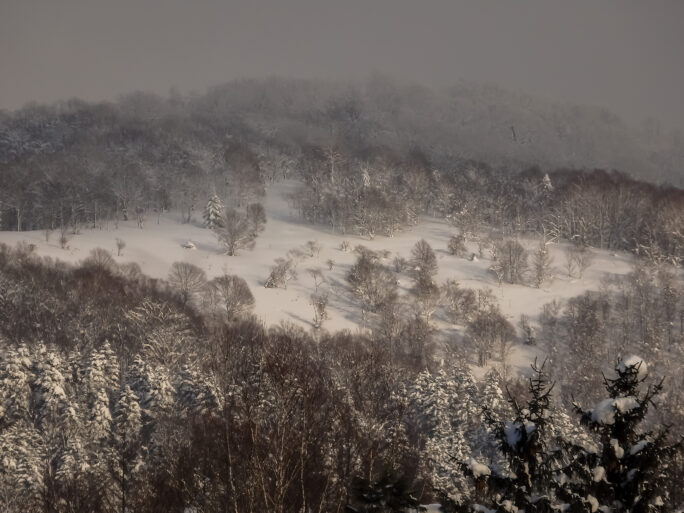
[292,148,683,266]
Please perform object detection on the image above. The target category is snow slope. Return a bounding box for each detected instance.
[0,180,642,375]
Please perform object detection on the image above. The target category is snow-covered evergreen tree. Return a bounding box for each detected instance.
[408,364,478,506]
[482,368,507,419]
[567,356,682,512]
[347,466,422,513]
[176,364,222,417]
[32,347,76,431]
[127,355,174,426]
[449,360,568,512]
[0,344,33,427]
[203,193,224,229]
[474,368,511,470]
[112,384,144,513]
[0,424,45,512]
[83,345,115,442]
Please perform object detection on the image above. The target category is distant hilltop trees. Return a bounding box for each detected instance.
[0,78,682,266]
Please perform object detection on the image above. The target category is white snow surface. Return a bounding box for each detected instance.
[592,466,606,483]
[618,355,648,377]
[610,438,625,459]
[499,500,517,512]
[630,439,649,455]
[0,180,644,378]
[591,399,616,425]
[613,396,639,413]
[587,494,599,512]
[466,457,491,478]
[473,506,497,513]
[504,421,522,448]
[591,396,639,425]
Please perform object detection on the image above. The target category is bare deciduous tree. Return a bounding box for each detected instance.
[305,240,321,258]
[466,306,515,367]
[168,261,207,304]
[215,209,255,256]
[265,258,297,289]
[441,279,477,323]
[410,239,438,282]
[393,256,408,273]
[116,237,126,256]
[83,247,116,272]
[308,268,325,292]
[59,226,70,249]
[347,252,397,313]
[490,239,528,285]
[532,240,554,287]
[565,245,594,279]
[447,234,467,257]
[246,202,266,237]
[311,292,329,329]
[208,274,255,318]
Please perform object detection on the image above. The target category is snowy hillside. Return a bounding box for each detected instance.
[0,179,643,376]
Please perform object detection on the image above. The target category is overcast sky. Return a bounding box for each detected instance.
[1,0,682,131]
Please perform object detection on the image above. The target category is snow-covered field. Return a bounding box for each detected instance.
[0,180,640,376]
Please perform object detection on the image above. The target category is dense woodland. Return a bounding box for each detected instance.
[1,79,682,266]
[1,79,684,512]
[0,237,683,512]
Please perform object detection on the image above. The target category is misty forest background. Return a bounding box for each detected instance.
[0,77,683,513]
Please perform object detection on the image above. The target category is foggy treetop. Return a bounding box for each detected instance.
[2,1,683,134]
[0,76,682,185]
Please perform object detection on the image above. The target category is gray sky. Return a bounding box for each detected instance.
[1,0,683,131]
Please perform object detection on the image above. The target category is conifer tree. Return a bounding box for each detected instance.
[410,239,438,292]
[476,368,511,468]
[409,370,470,501]
[450,360,565,512]
[346,466,424,513]
[532,239,554,288]
[568,356,682,512]
[127,355,174,427]
[0,344,33,428]
[203,193,224,229]
[112,384,143,513]
[0,424,45,511]
[84,346,115,442]
[246,202,267,237]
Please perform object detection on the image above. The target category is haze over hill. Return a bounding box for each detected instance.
[198,76,684,184]
[2,1,684,184]
[2,1,683,132]
[1,76,682,185]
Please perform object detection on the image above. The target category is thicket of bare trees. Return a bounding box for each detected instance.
[214,208,256,256]
[264,257,297,289]
[532,239,554,287]
[206,273,255,318]
[490,239,529,285]
[168,261,207,304]
[0,242,683,512]
[564,244,594,278]
[347,249,398,314]
[447,233,467,257]
[292,152,683,267]
[466,305,516,367]
[409,239,440,322]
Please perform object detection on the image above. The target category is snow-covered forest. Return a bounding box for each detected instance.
[0,78,683,513]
